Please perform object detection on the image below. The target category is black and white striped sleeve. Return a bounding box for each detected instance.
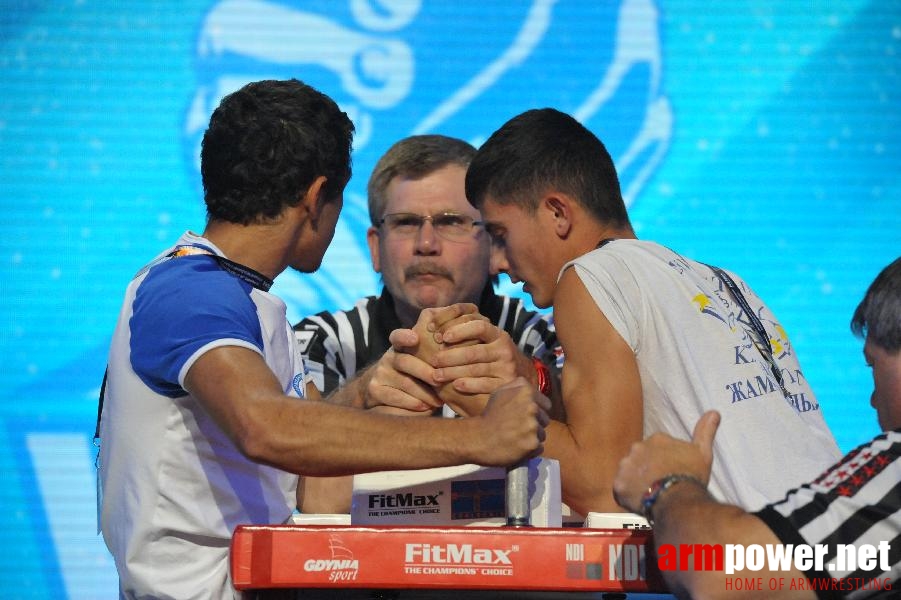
[498,297,563,369]
[293,298,374,395]
[754,430,901,598]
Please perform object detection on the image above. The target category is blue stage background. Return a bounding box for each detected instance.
[1,1,898,596]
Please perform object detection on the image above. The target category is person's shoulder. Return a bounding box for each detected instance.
[130,258,263,358]
[137,255,254,314]
[293,295,378,331]
[591,238,668,255]
[575,239,711,276]
[493,293,527,309]
[563,238,642,270]
[293,295,378,358]
[602,239,671,259]
[490,295,558,357]
[493,294,550,321]
[866,429,901,451]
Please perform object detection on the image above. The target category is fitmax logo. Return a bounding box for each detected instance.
[369,492,441,509]
[406,543,514,565]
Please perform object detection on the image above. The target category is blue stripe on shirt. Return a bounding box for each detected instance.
[129,255,264,397]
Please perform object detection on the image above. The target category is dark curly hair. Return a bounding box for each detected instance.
[200,79,354,225]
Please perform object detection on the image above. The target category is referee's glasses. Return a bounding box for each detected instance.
[377,212,484,243]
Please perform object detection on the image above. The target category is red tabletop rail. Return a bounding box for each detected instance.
[231,524,668,594]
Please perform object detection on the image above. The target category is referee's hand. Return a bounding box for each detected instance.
[612,411,720,513]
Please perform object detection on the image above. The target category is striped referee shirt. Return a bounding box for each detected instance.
[755,429,900,599]
[294,284,560,395]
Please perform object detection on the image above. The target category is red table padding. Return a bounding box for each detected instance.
[231,524,667,593]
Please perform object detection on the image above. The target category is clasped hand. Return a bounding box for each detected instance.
[364,303,534,417]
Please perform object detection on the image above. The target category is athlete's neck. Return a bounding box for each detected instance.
[201,220,288,281]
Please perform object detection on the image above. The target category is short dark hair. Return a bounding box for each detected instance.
[201,79,354,225]
[465,108,630,228]
[851,257,901,354]
[367,135,476,225]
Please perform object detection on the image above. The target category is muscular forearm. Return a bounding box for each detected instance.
[298,475,353,513]
[650,483,813,600]
[543,420,623,515]
[188,346,543,480]
[324,365,372,409]
[244,399,488,476]
[650,483,743,598]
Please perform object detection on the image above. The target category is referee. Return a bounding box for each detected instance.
[295,135,562,513]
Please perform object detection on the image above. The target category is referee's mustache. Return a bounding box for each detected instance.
[405,262,453,282]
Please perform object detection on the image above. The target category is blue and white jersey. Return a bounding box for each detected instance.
[99,231,308,599]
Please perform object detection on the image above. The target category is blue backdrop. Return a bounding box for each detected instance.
[1,1,898,596]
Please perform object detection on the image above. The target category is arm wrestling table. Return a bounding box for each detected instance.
[231,524,674,599]
[232,463,675,599]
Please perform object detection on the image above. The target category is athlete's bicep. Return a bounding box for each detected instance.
[183,345,287,452]
[550,267,644,513]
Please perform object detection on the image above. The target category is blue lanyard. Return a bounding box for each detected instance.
[595,240,791,399]
[94,243,274,446]
[709,266,790,398]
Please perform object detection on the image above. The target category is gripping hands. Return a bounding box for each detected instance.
[362,304,550,466]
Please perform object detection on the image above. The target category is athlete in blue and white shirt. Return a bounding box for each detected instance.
[98,80,550,599]
[100,232,306,598]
